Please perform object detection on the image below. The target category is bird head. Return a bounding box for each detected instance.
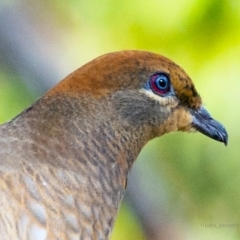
[47,50,228,146]
[0,51,228,240]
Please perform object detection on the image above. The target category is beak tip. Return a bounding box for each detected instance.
[216,124,228,146]
[191,107,228,146]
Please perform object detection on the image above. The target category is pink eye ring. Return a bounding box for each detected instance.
[150,73,170,95]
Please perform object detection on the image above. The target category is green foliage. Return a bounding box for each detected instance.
[111,203,145,240]
[0,71,34,123]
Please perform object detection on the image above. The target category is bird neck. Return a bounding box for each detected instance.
[3,93,151,239]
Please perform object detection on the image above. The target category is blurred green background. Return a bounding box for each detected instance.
[0,0,239,239]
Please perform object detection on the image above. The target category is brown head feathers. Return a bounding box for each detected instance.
[47,50,202,109]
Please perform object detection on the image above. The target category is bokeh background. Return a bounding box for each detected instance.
[0,1,239,239]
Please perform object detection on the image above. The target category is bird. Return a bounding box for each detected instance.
[0,50,227,240]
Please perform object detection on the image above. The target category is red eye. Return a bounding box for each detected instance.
[150,73,170,95]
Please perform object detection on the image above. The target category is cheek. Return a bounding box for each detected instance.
[157,108,193,136]
[176,108,193,131]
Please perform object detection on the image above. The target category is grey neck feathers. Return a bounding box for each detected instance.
[0,93,161,239]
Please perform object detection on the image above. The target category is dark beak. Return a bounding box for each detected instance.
[191,106,228,146]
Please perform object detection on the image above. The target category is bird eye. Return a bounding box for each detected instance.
[150,73,170,95]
